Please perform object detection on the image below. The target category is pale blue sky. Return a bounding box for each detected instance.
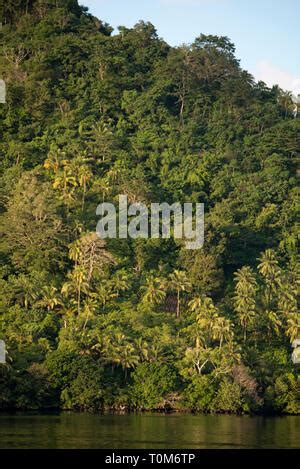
[81,0,300,94]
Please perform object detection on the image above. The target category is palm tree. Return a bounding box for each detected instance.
[35,286,62,311]
[258,249,281,297]
[188,296,203,313]
[148,342,165,362]
[168,270,191,318]
[135,337,149,361]
[77,160,93,211]
[94,177,110,203]
[93,331,118,369]
[82,296,98,330]
[141,275,166,305]
[212,316,233,347]
[107,165,122,185]
[234,266,257,342]
[44,151,62,174]
[278,279,298,317]
[194,297,218,322]
[286,314,300,343]
[60,303,77,329]
[89,120,115,163]
[12,275,38,309]
[192,297,219,346]
[61,266,89,315]
[68,239,81,266]
[264,310,282,338]
[235,266,257,292]
[101,332,139,376]
[118,343,139,378]
[277,90,294,117]
[52,159,77,212]
[96,282,117,309]
[53,159,77,191]
[112,269,131,297]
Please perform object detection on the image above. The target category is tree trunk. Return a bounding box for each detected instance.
[83,312,89,330]
[77,285,81,315]
[81,183,86,212]
[176,290,180,318]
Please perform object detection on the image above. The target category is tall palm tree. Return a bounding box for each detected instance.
[52,159,77,213]
[61,266,89,315]
[141,275,166,305]
[53,159,77,190]
[68,239,81,266]
[118,343,139,378]
[234,266,257,342]
[258,249,281,296]
[168,270,191,318]
[82,296,98,330]
[76,160,93,211]
[278,279,298,317]
[264,310,282,338]
[192,297,219,346]
[212,316,233,347]
[89,120,115,163]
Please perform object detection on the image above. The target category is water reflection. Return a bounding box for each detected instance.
[0,413,299,449]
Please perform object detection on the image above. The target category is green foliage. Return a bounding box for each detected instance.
[266,373,300,415]
[0,1,298,414]
[183,375,215,412]
[129,363,178,410]
[212,380,244,413]
[47,350,104,411]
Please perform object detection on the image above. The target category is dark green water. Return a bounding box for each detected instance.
[0,413,299,449]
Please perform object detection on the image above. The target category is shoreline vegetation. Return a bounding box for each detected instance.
[0,1,299,416]
[0,406,299,416]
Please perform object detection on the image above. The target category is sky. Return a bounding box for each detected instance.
[81,0,300,95]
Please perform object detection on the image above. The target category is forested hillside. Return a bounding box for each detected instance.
[0,0,299,414]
